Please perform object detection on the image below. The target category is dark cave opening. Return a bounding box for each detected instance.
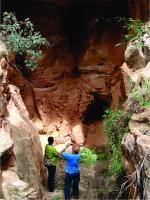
[60,0,128,52]
[59,0,128,69]
[83,93,110,124]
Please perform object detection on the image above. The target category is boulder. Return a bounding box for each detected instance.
[2,170,37,200]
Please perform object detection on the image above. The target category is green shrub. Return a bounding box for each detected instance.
[96,151,109,161]
[136,79,150,106]
[116,17,150,47]
[80,147,109,166]
[0,12,49,70]
[126,79,150,113]
[52,196,61,200]
[80,147,98,166]
[99,185,108,196]
[103,109,131,176]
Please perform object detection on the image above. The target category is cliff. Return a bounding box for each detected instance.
[0,48,44,199]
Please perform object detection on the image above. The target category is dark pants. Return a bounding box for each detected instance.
[47,165,56,192]
[64,172,80,200]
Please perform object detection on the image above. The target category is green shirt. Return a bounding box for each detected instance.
[45,144,59,166]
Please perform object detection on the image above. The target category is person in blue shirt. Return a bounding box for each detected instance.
[61,143,80,200]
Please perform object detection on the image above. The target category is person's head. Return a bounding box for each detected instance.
[72,144,80,154]
[48,136,54,145]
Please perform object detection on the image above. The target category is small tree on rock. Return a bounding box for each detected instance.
[0,12,49,70]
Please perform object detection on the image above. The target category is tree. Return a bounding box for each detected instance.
[0,12,49,70]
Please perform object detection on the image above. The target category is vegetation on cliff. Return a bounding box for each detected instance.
[102,77,150,198]
[97,109,130,198]
[116,17,150,48]
[103,109,131,177]
[126,78,150,113]
[0,12,49,70]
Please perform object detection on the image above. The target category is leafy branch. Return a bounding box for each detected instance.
[80,147,98,166]
[116,17,150,48]
[0,12,49,70]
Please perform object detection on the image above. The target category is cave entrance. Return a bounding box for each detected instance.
[82,92,110,149]
[83,92,109,124]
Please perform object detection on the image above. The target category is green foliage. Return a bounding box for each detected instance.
[103,109,131,176]
[0,12,49,70]
[116,17,150,47]
[80,147,109,166]
[99,185,108,196]
[80,147,98,166]
[52,196,61,200]
[127,79,150,113]
[96,151,109,160]
[11,190,23,200]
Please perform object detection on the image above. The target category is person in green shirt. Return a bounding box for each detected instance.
[44,136,59,192]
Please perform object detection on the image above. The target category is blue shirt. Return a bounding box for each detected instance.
[61,152,80,174]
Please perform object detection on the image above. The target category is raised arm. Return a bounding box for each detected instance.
[60,143,71,153]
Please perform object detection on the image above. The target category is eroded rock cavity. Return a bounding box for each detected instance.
[2,0,128,149]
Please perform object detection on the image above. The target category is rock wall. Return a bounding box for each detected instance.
[1,1,150,199]
[121,20,150,199]
[12,23,125,149]
[7,25,127,147]
[122,108,150,200]
[0,54,45,199]
[128,0,150,20]
[0,46,13,199]
[5,0,149,150]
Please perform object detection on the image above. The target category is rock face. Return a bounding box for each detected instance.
[3,0,149,151]
[122,21,150,199]
[7,85,44,197]
[0,54,13,198]
[5,6,125,147]
[0,1,129,197]
[5,1,126,148]
[125,45,149,70]
[128,0,150,20]
[2,170,38,200]
[0,56,44,199]
[1,1,149,199]
[23,28,125,148]
[122,108,150,200]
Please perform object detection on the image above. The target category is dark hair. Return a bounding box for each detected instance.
[48,137,54,145]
